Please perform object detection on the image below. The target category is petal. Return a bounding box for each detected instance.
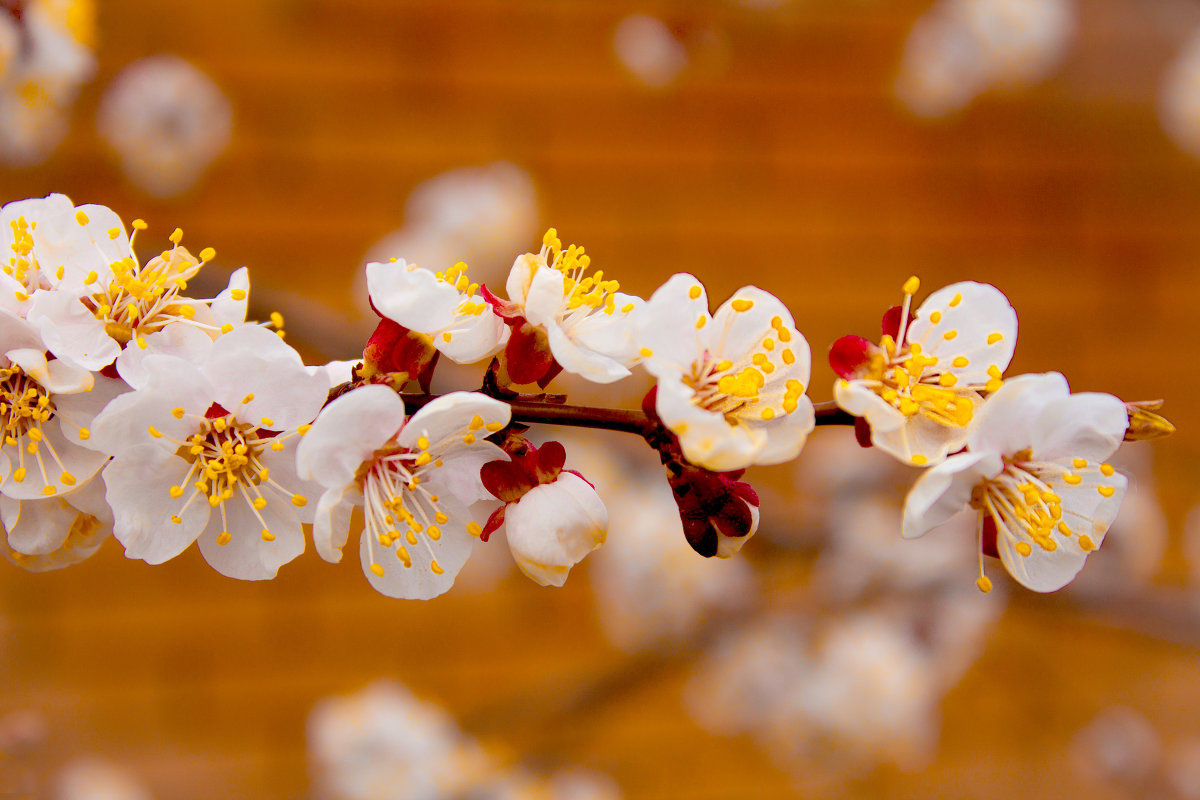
[209,267,250,326]
[116,321,214,389]
[902,450,1003,538]
[4,495,76,554]
[637,274,710,377]
[747,395,815,465]
[434,304,508,364]
[545,323,631,384]
[366,261,460,333]
[968,372,1070,456]
[834,379,905,433]
[1032,392,1128,464]
[906,281,1017,385]
[197,493,305,580]
[397,392,511,455]
[0,307,43,354]
[504,473,608,587]
[710,287,796,365]
[297,385,406,488]
[522,264,569,329]
[869,407,975,467]
[104,446,209,564]
[313,484,358,563]
[204,324,328,431]
[505,252,541,305]
[359,495,477,600]
[655,377,766,472]
[2,422,107,500]
[25,290,120,371]
[87,356,214,456]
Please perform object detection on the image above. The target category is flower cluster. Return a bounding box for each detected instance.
[0,192,1170,600]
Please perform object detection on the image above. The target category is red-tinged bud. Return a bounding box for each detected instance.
[360,317,438,388]
[667,463,760,558]
[829,335,879,380]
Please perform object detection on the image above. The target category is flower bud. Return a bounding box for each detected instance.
[503,472,608,587]
[1124,400,1175,441]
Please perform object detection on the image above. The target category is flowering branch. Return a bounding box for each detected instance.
[0,196,1175,601]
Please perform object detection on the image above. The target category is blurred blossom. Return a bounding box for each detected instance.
[895,0,1075,118]
[363,162,539,308]
[309,681,474,800]
[471,770,623,800]
[1070,707,1162,789]
[96,55,233,198]
[612,15,689,89]
[0,710,46,757]
[591,475,758,651]
[0,0,95,166]
[1161,27,1200,160]
[1166,738,1200,800]
[54,759,154,800]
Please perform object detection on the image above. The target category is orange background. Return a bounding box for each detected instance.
[4,0,1200,797]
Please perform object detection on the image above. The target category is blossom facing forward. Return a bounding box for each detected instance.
[902,372,1129,592]
[831,278,1017,466]
[297,387,511,600]
[636,274,815,472]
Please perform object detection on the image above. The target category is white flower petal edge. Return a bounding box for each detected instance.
[505,472,607,587]
[638,274,815,471]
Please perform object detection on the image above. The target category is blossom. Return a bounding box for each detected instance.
[366,259,508,365]
[902,372,1128,592]
[296,387,511,600]
[0,473,111,564]
[88,325,327,578]
[831,277,1017,466]
[24,208,249,373]
[479,440,607,586]
[492,228,642,385]
[0,309,112,499]
[636,273,814,472]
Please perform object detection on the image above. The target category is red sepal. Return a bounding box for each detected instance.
[480,505,506,542]
[881,304,915,342]
[829,335,877,380]
[854,416,873,449]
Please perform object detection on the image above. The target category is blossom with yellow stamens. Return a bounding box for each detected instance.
[497,228,643,385]
[89,325,327,578]
[902,372,1128,593]
[366,258,508,365]
[831,278,1017,466]
[297,386,511,600]
[634,273,814,472]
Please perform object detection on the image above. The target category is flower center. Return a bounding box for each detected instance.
[682,326,804,426]
[0,365,75,493]
[541,228,625,316]
[3,214,38,298]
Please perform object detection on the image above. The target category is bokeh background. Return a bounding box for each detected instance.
[4,0,1200,797]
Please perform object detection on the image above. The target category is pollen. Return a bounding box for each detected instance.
[74,210,89,225]
[911,454,928,465]
[1100,463,1115,477]
[640,347,654,358]
[731,298,754,312]
[369,563,385,577]
[976,575,993,593]
[689,285,702,299]
[261,529,275,542]
[1097,485,1116,498]
[902,275,920,295]
[216,532,232,546]
[291,495,308,507]
[949,293,962,307]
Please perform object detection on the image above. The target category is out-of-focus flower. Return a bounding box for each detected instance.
[363,162,538,304]
[492,228,642,386]
[90,326,327,578]
[298,387,510,599]
[1163,28,1200,160]
[1,472,110,558]
[592,476,757,651]
[309,681,473,800]
[613,15,689,89]
[367,259,508,365]
[832,278,1017,466]
[480,439,607,586]
[0,0,95,166]
[96,55,233,198]
[637,273,814,472]
[903,372,1129,592]
[895,0,1075,118]
[1069,707,1162,790]
[54,758,155,800]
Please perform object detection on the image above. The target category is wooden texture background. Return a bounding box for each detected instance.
[5,0,1200,797]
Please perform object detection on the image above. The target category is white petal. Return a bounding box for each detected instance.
[968,372,1070,456]
[197,494,305,580]
[359,495,476,600]
[748,395,815,465]
[504,472,608,587]
[906,281,1017,385]
[656,378,765,472]
[505,252,542,306]
[116,321,214,389]
[88,356,214,456]
[2,422,107,500]
[434,305,509,364]
[521,264,568,328]
[104,446,208,564]
[902,450,1002,539]
[4,495,75,554]
[313,484,359,563]
[0,307,43,355]
[366,261,460,333]
[834,379,905,433]
[204,324,328,431]
[297,385,406,488]
[209,267,250,326]
[870,409,975,467]
[711,286,796,365]
[425,441,508,505]
[1032,392,1128,464]
[638,274,710,377]
[398,392,511,454]
[569,292,643,365]
[545,323,631,384]
[25,290,120,371]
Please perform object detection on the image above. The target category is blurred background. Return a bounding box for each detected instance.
[4,0,1200,797]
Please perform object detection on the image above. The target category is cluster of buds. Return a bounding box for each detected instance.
[0,193,1173,599]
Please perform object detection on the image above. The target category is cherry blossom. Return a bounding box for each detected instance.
[831,277,1017,466]
[492,228,642,385]
[297,386,511,600]
[902,372,1128,592]
[366,259,508,366]
[89,325,327,578]
[479,440,607,586]
[636,273,814,472]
